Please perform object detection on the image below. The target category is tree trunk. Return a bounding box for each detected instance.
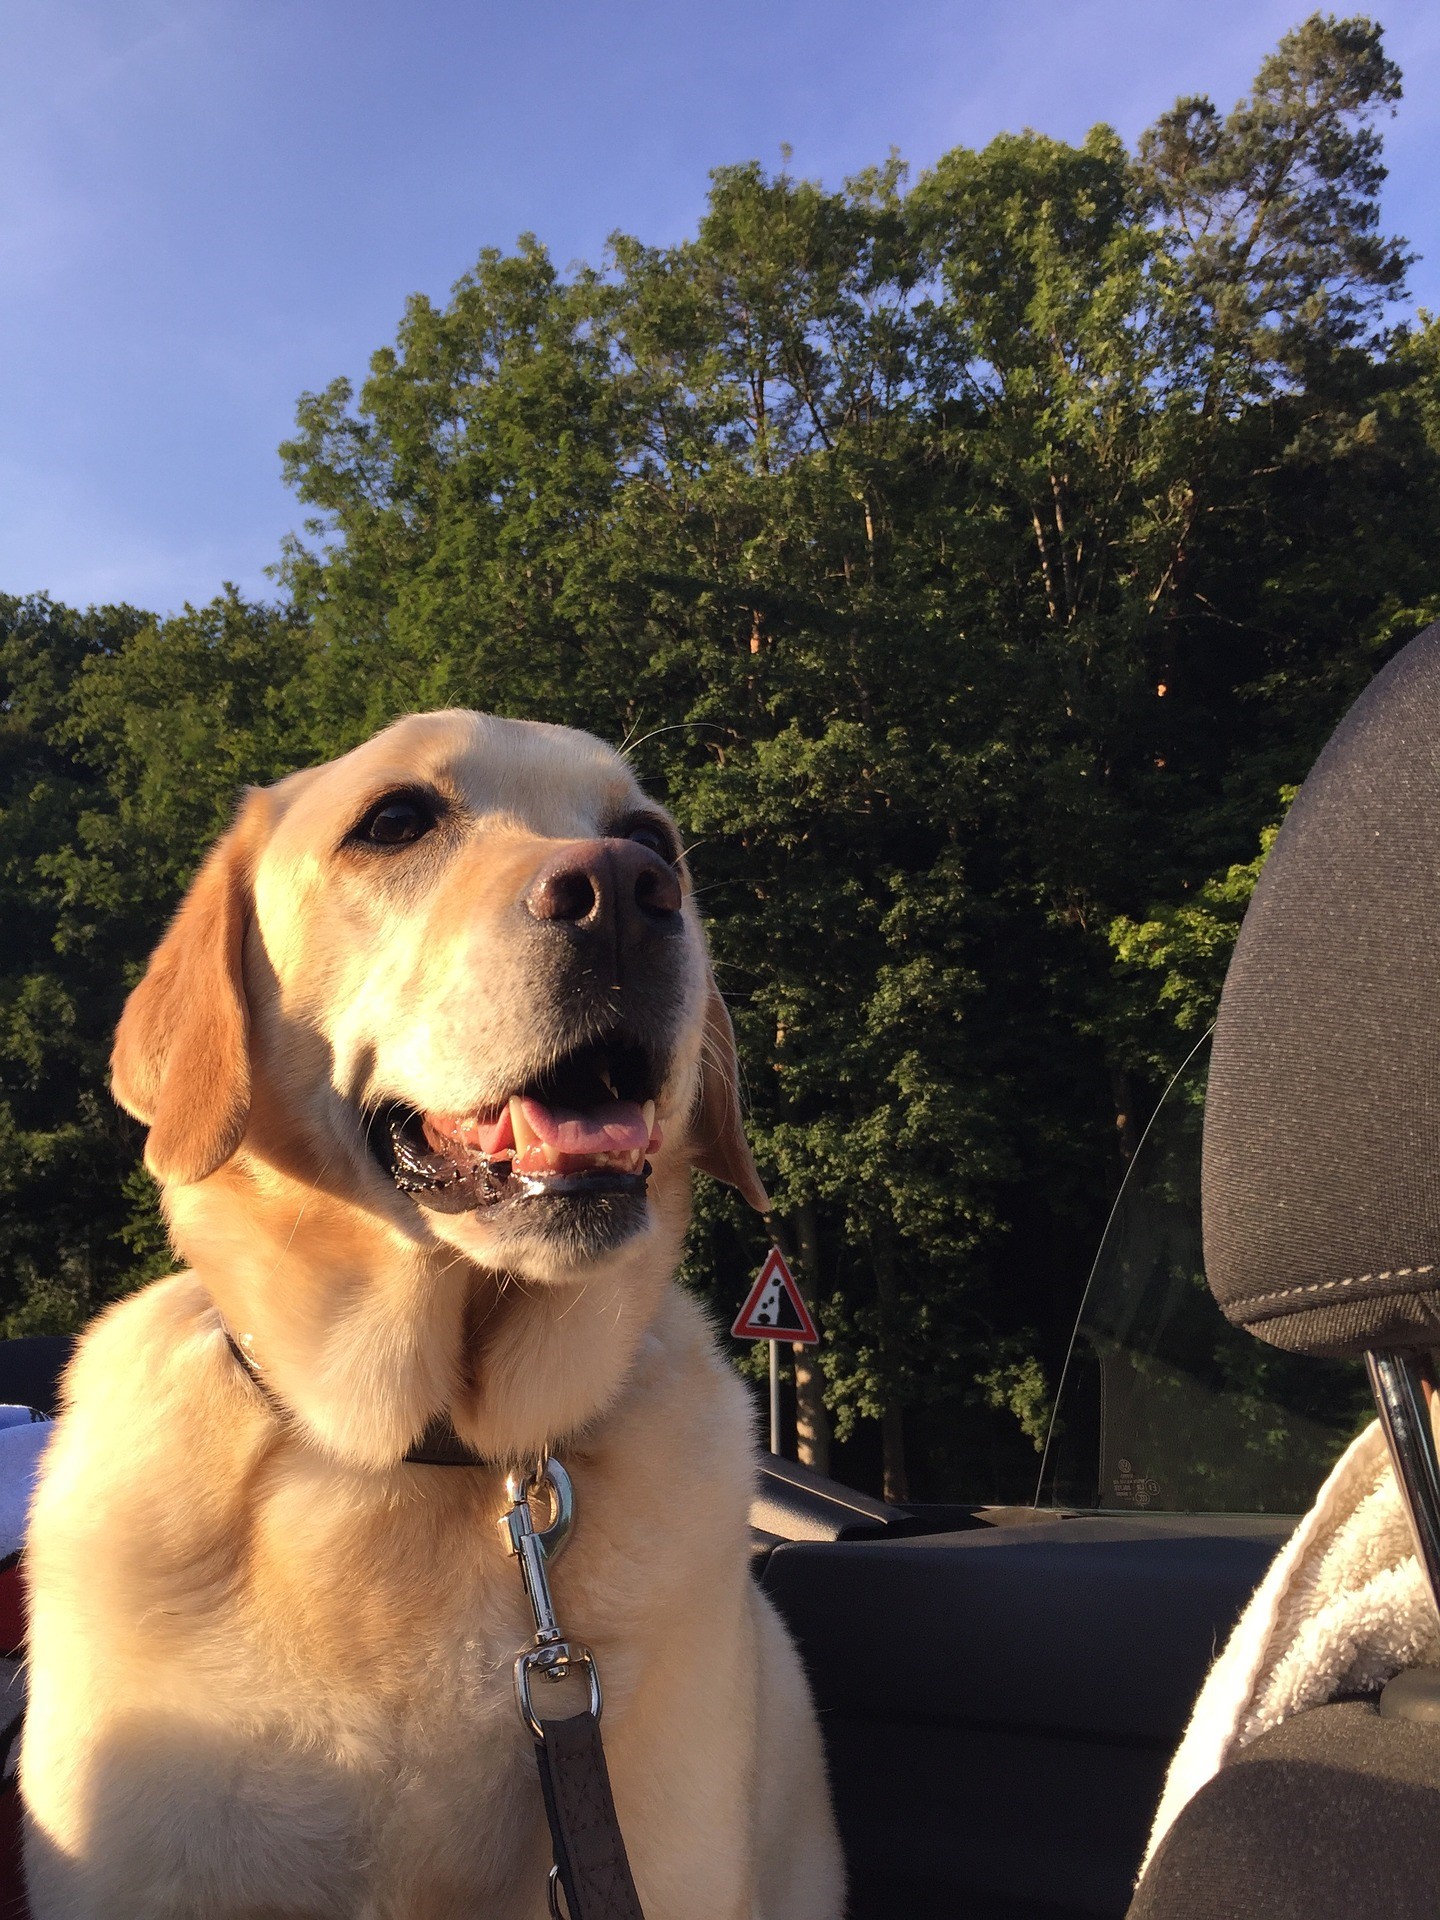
[874,1241,910,1503]
[1050,470,1076,621]
[793,1345,830,1475]
[881,1406,909,1505]
[787,1204,831,1473]
[1031,507,1060,622]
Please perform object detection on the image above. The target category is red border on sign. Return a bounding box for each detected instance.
[731,1247,819,1344]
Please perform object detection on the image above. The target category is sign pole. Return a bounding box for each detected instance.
[769,1341,781,1456]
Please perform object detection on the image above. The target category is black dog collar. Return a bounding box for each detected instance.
[221,1323,493,1469]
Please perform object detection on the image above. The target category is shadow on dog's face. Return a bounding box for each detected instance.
[111,710,766,1288]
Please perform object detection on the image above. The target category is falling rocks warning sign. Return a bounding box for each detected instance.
[731,1247,819,1345]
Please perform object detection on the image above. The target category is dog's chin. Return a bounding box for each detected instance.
[420,1185,654,1277]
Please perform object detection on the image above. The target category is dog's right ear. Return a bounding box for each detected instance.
[111,793,267,1187]
[691,977,770,1214]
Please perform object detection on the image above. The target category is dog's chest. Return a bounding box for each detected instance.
[200,1476,636,1915]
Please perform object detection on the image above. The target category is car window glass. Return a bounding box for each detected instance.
[1036,1034,1372,1513]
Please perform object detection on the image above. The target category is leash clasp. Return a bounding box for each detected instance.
[500,1457,601,1737]
[501,1455,574,1589]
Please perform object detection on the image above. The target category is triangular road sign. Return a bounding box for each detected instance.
[732,1247,818,1345]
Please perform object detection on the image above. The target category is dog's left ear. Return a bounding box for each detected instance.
[691,977,770,1213]
[111,792,267,1187]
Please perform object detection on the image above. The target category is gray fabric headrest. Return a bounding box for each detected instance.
[1204,622,1440,1357]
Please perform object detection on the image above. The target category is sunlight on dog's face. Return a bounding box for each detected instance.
[249,711,709,1277]
[110,709,775,1302]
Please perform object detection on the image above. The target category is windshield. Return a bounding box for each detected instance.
[1036,1034,1372,1513]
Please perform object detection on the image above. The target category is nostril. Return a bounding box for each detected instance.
[529,866,599,924]
[635,862,682,918]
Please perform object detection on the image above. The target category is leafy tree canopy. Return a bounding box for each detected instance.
[6,15,1438,1499]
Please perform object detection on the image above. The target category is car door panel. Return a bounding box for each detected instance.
[760,1514,1290,1918]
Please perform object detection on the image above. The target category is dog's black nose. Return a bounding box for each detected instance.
[524,839,682,948]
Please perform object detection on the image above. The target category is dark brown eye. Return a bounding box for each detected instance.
[620,817,677,862]
[354,792,438,848]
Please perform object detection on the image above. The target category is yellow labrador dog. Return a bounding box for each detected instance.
[20,712,844,1920]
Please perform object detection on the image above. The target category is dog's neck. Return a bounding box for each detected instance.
[166,1149,693,1473]
[219,1319,500,1467]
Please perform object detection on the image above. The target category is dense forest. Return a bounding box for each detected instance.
[3,15,1436,1501]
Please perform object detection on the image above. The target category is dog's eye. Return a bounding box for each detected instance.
[354,792,438,849]
[619,818,677,863]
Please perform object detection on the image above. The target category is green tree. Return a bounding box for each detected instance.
[0,592,311,1331]
[5,15,1439,1504]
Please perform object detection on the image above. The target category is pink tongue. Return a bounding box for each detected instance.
[519,1096,649,1155]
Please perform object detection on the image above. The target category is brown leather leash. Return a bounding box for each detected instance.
[221,1325,645,1920]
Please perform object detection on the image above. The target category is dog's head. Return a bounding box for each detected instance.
[109,712,764,1450]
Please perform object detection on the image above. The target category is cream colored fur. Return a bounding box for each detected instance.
[20,711,844,1920]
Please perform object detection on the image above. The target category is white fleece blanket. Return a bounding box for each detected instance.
[1142,1417,1439,1875]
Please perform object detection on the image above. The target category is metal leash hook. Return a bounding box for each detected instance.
[499,1456,603,1739]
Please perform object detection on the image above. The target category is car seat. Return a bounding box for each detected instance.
[1129,621,1440,1918]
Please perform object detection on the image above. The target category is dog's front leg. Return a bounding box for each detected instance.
[593,1613,761,1920]
[748,1591,844,1920]
[590,1581,840,1920]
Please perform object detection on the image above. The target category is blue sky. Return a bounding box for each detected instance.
[5,0,1439,616]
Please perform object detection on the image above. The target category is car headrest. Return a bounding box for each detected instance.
[1203,622,1440,1358]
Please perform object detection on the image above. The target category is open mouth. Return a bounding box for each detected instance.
[371,1035,664,1215]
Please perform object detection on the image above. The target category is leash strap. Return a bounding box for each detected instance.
[532,1709,645,1920]
[503,1462,646,1920]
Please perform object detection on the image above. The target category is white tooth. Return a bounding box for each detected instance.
[509,1097,538,1152]
[598,1065,614,1092]
[541,1140,562,1168]
[641,1100,656,1135]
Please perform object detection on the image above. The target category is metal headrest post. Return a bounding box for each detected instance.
[1366,1350,1440,1622]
